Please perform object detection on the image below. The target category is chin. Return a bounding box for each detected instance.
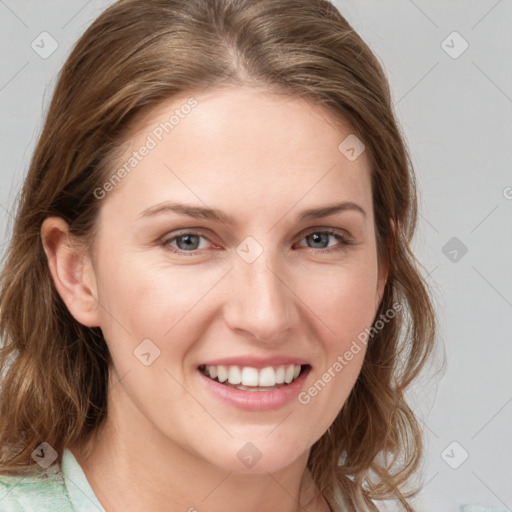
[203,436,311,475]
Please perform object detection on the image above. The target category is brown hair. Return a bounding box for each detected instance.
[0,0,438,509]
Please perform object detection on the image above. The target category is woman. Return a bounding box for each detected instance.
[0,0,437,510]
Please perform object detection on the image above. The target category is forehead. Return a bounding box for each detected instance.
[101,86,373,223]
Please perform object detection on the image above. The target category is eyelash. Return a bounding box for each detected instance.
[160,228,354,256]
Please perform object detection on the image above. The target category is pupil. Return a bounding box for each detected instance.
[309,232,328,248]
[177,235,199,250]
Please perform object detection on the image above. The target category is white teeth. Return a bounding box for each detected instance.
[202,364,304,388]
[258,366,276,387]
[217,365,228,383]
[275,366,285,384]
[241,367,259,386]
[209,366,218,379]
[228,366,242,385]
[236,384,278,392]
[284,364,295,384]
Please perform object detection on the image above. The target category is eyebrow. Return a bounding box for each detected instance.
[137,200,366,224]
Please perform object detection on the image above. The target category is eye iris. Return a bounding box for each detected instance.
[177,234,200,250]
[308,232,329,248]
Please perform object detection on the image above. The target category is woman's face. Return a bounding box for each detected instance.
[84,86,386,473]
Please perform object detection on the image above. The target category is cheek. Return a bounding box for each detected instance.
[297,257,380,342]
[93,259,208,418]
[292,260,378,416]
[94,254,227,361]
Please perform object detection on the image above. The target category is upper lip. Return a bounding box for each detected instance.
[198,356,310,369]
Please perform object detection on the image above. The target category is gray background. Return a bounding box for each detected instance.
[1,1,511,510]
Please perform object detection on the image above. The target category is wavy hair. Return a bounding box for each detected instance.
[0,0,438,509]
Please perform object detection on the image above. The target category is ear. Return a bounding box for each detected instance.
[374,219,394,309]
[41,217,100,327]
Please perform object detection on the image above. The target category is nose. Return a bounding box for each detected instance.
[222,253,300,343]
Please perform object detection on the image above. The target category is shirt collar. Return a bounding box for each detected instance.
[61,448,105,512]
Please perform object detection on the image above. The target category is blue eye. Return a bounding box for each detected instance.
[163,232,211,253]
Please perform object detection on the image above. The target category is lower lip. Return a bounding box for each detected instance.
[199,367,311,412]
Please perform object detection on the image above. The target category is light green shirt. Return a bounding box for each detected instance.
[0,448,104,511]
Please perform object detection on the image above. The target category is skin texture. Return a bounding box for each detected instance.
[41,86,387,512]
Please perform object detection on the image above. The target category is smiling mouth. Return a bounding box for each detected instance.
[198,364,310,391]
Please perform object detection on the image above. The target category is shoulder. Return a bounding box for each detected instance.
[0,469,73,511]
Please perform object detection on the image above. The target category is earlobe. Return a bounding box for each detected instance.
[41,217,100,328]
